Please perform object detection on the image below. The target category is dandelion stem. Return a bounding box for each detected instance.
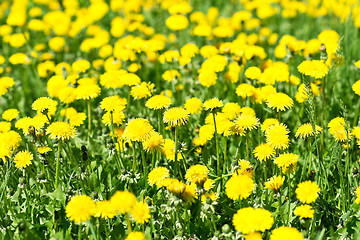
[126,213,132,232]
[287,173,292,225]
[132,142,136,172]
[78,223,82,240]
[212,112,220,175]
[87,100,91,144]
[88,220,97,240]
[141,143,147,174]
[308,140,312,176]
[54,140,62,189]
[110,112,124,169]
[174,127,178,163]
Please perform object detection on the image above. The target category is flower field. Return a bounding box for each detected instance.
[2,0,360,239]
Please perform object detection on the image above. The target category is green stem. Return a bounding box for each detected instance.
[126,213,132,232]
[88,220,97,240]
[78,223,82,240]
[212,112,220,175]
[287,173,292,225]
[54,140,62,189]
[132,142,136,171]
[87,100,91,144]
[141,144,147,174]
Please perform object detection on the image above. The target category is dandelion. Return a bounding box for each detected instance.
[270,226,304,240]
[234,114,260,132]
[184,97,203,114]
[253,143,275,161]
[167,179,186,195]
[264,175,285,191]
[222,102,241,120]
[163,107,189,127]
[130,201,151,224]
[110,190,137,214]
[125,232,145,240]
[37,146,52,154]
[93,200,117,219]
[203,98,223,111]
[266,123,290,150]
[100,96,127,112]
[142,131,164,153]
[355,186,360,204]
[185,164,209,185]
[131,82,154,100]
[148,167,170,187]
[166,14,189,31]
[236,83,256,99]
[232,207,274,234]
[66,195,95,223]
[297,60,329,79]
[294,205,314,219]
[46,121,76,141]
[180,183,197,203]
[261,118,279,131]
[32,97,58,116]
[2,109,19,121]
[266,93,293,112]
[295,181,320,203]
[14,150,33,169]
[146,94,172,110]
[225,174,254,200]
[75,84,101,100]
[274,153,300,173]
[352,80,360,96]
[295,123,322,139]
[123,118,154,142]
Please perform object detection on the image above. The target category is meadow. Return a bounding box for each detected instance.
[1,0,360,239]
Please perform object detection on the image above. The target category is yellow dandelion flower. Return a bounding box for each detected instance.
[146,94,172,110]
[32,97,58,116]
[46,121,76,141]
[93,200,117,219]
[253,143,275,161]
[226,174,254,200]
[2,108,19,121]
[125,232,145,240]
[185,164,209,185]
[234,114,259,132]
[352,80,360,96]
[203,98,223,111]
[222,102,241,120]
[75,84,101,100]
[148,167,170,187]
[131,82,154,100]
[264,175,285,191]
[266,123,290,150]
[294,204,314,219]
[266,93,293,112]
[355,186,360,204]
[130,201,151,224]
[110,190,136,214]
[102,108,125,126]
[236,83,256,99]
[66,195,95,223]
[274,153,300,173]
[180,183,198,203]
[100,96,127,112]
[14,150,33,169]
[297,60,329,79]
[37,146,52,154]
[232,207,274,234]
[184,97,203,114]
[123,118,154,142]
[166,14,189,31]
[167,179,186,195]
[295,181,320,204]
[270,227,304,240]
[142,131,164,153]
[295,123,322,139]
[261,118,279,131]
[163,107,189,127]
